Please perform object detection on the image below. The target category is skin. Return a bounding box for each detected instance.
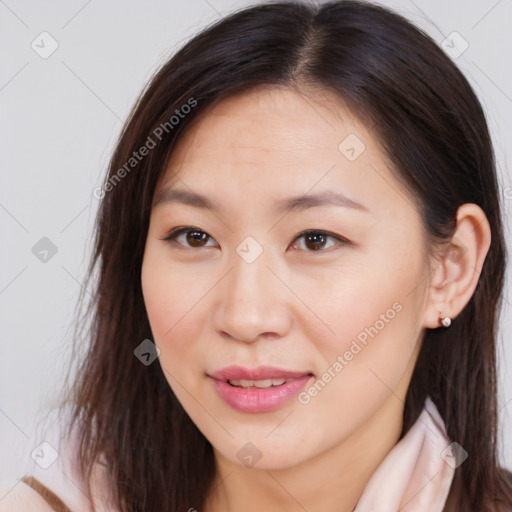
[140,84,491,512]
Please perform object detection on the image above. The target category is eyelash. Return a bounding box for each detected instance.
[159,226,350,253]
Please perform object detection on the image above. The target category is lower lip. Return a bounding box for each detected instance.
[210,375,313,413]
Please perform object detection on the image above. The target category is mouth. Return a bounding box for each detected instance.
[226,378,291,389]
[209,365,314,384]
[208,365,315,413]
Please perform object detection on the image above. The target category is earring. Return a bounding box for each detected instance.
[438,311,452,328]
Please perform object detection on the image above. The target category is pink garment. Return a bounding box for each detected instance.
[24,396,455,511]
[22,412,116,512]
[354,396,455,511]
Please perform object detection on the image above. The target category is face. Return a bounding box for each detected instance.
[141,85,432,470]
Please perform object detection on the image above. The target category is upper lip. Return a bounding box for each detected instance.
[210,365,314,382]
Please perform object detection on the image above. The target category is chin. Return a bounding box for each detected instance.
[212,435,315,471]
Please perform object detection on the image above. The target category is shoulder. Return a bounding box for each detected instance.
[2,407,115,512]
[0,480,58,512]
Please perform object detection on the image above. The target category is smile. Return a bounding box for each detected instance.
[209,365,314,413]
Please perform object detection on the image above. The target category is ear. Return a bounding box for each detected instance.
[423,203,491,329]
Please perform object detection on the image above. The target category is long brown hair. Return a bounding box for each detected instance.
[61,1,512,510]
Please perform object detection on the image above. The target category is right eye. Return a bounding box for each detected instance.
[160,226,217,249]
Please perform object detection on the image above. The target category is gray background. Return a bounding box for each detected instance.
[1,0,511,488]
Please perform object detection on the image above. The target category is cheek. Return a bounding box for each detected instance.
[303,254,421,353]
[141,247,212,387]
[142,274,200,411]
[303,247,426,399]
[142,249,187,349]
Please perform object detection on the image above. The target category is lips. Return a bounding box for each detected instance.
[208,365,314,413]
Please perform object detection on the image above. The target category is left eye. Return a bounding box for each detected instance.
[292,230,347,252]
[160,227,348,252]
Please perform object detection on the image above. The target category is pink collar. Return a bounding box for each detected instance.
[354,396,455,511]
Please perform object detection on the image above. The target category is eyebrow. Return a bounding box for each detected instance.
[153,187,370,214]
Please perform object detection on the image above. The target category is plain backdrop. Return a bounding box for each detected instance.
[1,0,511,489]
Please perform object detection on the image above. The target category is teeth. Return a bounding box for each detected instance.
[228,378,287,388]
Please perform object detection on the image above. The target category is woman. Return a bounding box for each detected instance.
[3,1,511,511]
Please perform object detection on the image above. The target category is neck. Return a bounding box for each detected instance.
[204,393,405,512]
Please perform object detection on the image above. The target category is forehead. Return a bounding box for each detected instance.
[155,85,414,220]
[168,85,366,165]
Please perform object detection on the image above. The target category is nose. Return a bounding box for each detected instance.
[212,248,293,344]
